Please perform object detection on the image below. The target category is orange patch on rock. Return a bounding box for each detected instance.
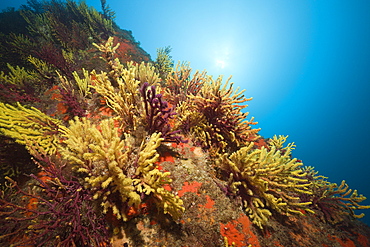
[163,184,172,192]
[220,214,260,247]
[273,240,284,247]
[201,195,215,209]
[178,181,202,197]
[37,170,52,184]
[56,102,68,114]
[45,85,61,100]
[98,106,114,117]
[25,197,38,216]
[158,152,175,163]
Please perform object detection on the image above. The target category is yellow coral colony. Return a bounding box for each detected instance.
[60,117,140,220]
[268,135,289,150]
[325,180,370,219]
[91,38,160,133]
[303,166,370,222]
[0,102,62,155]
[172,69,259,154]
[0,63,42,89]
[164,62,206,104]
[60,117,184,221]
[134,132,184,219]
[218,138,313,229]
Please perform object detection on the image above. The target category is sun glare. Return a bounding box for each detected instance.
[212,44,231,70]
[216,59,226,69]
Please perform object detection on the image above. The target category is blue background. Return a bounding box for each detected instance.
[2,0,370,225]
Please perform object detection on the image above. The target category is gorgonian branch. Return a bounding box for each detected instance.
[0,156,110,247]
[140,82,186,143]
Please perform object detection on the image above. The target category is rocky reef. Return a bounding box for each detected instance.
[0,1,370,246]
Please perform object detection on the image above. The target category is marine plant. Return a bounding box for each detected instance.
[301,166,370,223]
[154,46,174,80]
[164,62,207,106]
[1,0,150,77]
[14,0,115,75]
[217,139,313,229]
[0,63,42,104]
[176,75,259,154]
[57,70,90,119]
[140,81,185,143]
[59,117,184,222]
[0,102,62,155]
[0,156,110,247]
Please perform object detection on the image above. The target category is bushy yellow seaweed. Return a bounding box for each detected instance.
[93,37,160,86]
[60,117,184,221]
[218,141,313,229]
[71,69,92,98]
[91,38,161,133]
[302,166,370,223]
[268,135,289,150]
[154,46,174,79]
[134,132,184,218]
[60,117,139,220]
[91,68,142,132]
[164,62,209,105]
[326,180,370,218]
[27,55,55,80]
[0,63,38,87]
[0,102,62,155]
[178,75,259,154]
[127,61,161,86]
[93,37,121,79]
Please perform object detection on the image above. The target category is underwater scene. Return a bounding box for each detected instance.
[0,0,370,246]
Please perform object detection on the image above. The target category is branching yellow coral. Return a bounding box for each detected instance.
[93,37,123,87]
[218,141,313,229]
[27,55,54,80]
[268,135,289,150]
[93,37,160,86]
[326,181,370,217]
[91,38,161,133]
[60,117,184,221]
[134,132,185,218]
[179,75,259,154]
[60,117,139,220]
[127,61,161,86]
[72,69,92,98]
[0,63,38,87]
[0,102,62,155]
[164,62,207,105]
[154,46,174,79]
[93,36,120,57]
[91,69,142,132]
[302,166,370,223]
[57,69,92,101]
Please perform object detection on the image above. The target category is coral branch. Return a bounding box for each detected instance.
[0,157,110,246]
[0,102,62,155]
[60,117,184,221]
[302,166,370,223]
[217,140,313,229]
[140,82,185,143]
